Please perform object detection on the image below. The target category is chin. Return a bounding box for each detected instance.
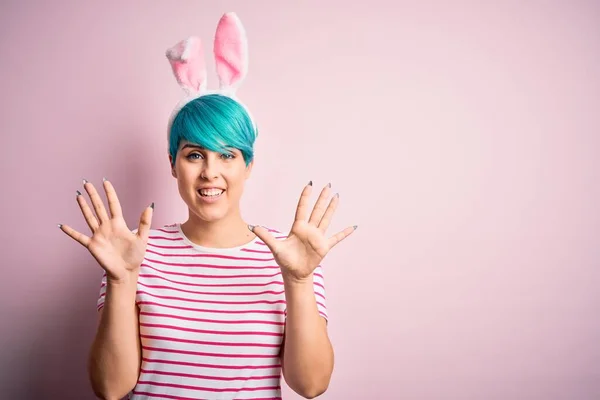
[196,209,229,222]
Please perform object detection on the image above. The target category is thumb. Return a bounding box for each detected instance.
[249,225,279,252]
[137,202,154,242]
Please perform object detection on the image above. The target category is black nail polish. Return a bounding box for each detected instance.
[76,190,82,196]
[82,179,88,185]
[248,224,255,231]
[353,225,358,230]
[327,182,331,188]
[335,193,340,198]
[57,224,63,229]
[308,180,313,186]
[150,202,155,209]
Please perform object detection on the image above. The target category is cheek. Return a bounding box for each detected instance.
[224,171,247,194]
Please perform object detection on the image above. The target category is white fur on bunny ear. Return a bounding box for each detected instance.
[166,36,208,95]
[213,12,248,92]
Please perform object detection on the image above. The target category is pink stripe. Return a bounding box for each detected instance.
[131,391,282,400]
[138,301,285,315]
[131,390,205,400]
[148,236,184,241]
[148,242,193,250]
[102,290,320,307]
[145,256,280,270]
[155,228,179,234]
[140,322,283,336]
[138,281,285,297]
[142,345,279,358]
[146,248,275,261]
[140,368,279,381]
[140,334,281,348]
[139,273,283,288]
[142,357,280,370]
[136,380,280,393]
[140,311,285,326]
[140,281,323,303]
[241,249,272,254]
[136,290,286,306]
[141,264,281,279]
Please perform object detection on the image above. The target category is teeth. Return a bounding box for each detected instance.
[199,189,224,197]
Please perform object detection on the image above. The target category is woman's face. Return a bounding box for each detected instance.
[170,140,253,223]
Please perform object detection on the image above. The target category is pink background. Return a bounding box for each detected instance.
[1,1,599,399]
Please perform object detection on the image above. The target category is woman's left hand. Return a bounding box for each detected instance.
[250,181,356,283]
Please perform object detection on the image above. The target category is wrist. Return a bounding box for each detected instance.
[106,272,138,289]
[282,271,313,286]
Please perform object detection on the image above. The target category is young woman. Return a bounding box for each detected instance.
[59,12,356,400]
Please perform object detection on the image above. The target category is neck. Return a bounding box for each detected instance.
[181,209,255,249]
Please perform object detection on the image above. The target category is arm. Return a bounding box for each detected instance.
[250,182,356,398]
[88,277,141,400]
[58,179,151,399]
[280,276,334,399]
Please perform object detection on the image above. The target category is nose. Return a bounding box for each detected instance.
[200,154,220,180]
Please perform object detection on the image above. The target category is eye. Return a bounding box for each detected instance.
[186,152,202,160]
[221,153,235,160]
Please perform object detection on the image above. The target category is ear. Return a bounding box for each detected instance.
[169,154,177,178]
[213,12,248,92]
[166,36,207,95]
[245,159,254,179]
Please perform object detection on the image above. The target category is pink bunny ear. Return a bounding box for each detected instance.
[213,12,248,91]
[166,36,207,95]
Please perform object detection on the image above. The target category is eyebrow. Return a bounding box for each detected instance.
[180,143,237,154]
[181,144,203,150]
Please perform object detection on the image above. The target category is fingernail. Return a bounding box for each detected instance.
[335,193,339,198]
[248,224,255,231]
[82,179,88,185]
[150,202,155,209]
[103,177,107,182]
[308,180,313,186]
[76,190,82,196]
[327,182,331,188]
[57,224,63,229]
[353,225,358,230]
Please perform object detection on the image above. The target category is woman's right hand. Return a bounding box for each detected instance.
[59,179,153,284]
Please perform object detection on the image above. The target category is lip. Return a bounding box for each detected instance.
[196,188,225,204]
[197,187,225,190]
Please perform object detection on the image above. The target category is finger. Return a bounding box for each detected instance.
[294,181,313,222]
[249,225,280,253]
[76,190,99,232]
[136,203,154,242]
[318,192,339,232]
[58,223,91,247]
[327,225,357,249]
[308,183,332,226]
[84,180,110,223]
[103,179,123,219]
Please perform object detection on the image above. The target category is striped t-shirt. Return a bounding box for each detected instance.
[96,223,328,400]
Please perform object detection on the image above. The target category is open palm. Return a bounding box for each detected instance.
[252,182,356,282]
[59,179,153,283]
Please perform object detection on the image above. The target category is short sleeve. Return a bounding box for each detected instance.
[96,271,108,311]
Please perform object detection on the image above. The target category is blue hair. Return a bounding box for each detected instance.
[169,94,257,166]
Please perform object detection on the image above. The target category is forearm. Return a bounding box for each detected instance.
[88,277,141,400]
[282,276,334,398]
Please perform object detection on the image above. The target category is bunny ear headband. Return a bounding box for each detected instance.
[165,12,253,141]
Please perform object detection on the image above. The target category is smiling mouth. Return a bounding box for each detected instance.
[197,188,225,198]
